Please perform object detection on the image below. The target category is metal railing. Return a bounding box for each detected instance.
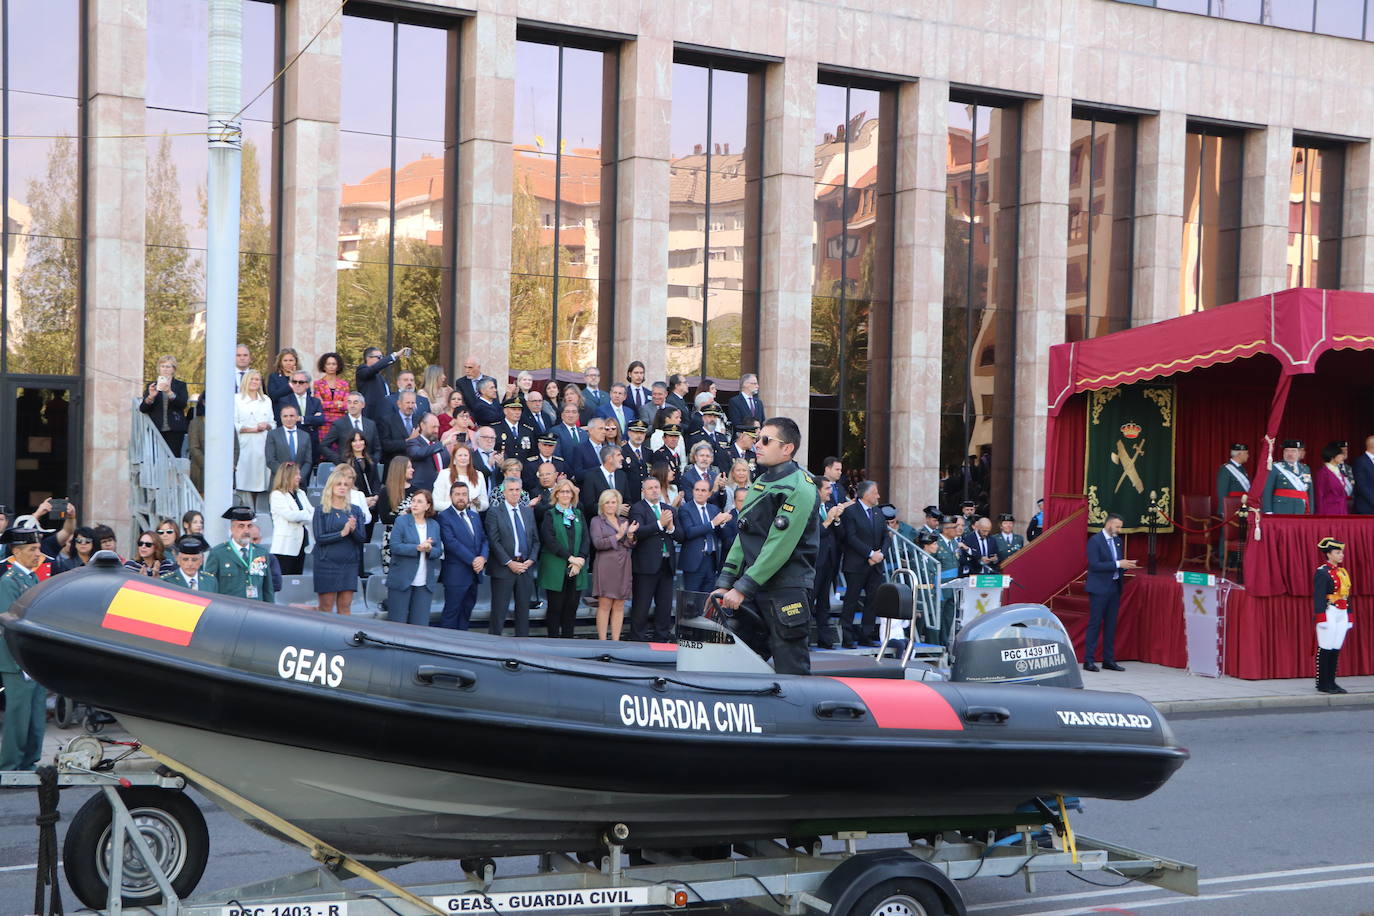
[129,398,203,539]
[882,528,945,644]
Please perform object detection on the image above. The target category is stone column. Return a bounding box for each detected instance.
[1133,110,1187,325]
[84,0,147,530]
[1340,141,1374,293]
[278,0,342,365]
[1012,96,1071,523]
[1239,125,1293,300]
[757,56,815,458]
[887,78,948,514]
[455,11,515,381]
[613,32,672,382]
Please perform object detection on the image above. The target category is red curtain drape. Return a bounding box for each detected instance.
[1245,515,1374,597]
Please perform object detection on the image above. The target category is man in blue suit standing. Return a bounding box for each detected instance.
[1352,435,1374,514]
[1084,512,1138,672]
[679,478,731,594]
[437,480,488,629]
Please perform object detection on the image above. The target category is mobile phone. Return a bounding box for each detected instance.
[49,498,69,516]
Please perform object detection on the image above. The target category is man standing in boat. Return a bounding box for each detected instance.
[712,416,819,675]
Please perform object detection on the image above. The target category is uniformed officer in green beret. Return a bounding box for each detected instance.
[162,536,218,592]
[1262,439,1312,515]
[0,527,52,770]
[205,506,275,601]
[713,416,819,675]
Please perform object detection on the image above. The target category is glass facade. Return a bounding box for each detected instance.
[1180,128,1244,313]
[810,79,895,481]
[1065,114,1136,341]
[941,99,1021,515]
[510,35,616,380]
[1287,143,1345,289]
[337,12,456,377]
[1142,0,1371,39]
[144,0,279,389]
[666,58,761,386]
[2,0,82,376]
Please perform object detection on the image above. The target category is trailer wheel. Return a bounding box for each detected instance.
[841,879,947,916]
[63,787,209,908]
[53,695,81,729]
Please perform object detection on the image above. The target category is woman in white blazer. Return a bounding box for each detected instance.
[269,462,314,575]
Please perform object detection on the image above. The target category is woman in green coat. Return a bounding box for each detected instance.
[538,479,590,638]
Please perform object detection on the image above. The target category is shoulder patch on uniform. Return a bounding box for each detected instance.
[782,503,795,512]
[751,483,766,491]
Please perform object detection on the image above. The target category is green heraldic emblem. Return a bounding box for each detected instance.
[1084,383,1175,534]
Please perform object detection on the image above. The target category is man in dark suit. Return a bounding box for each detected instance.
[570,418,611,479]
[454,356,495,411]
[638,383,669,424]
[406,413,451,492]
[377,390,422,468]
[621,420,653,489]
[356,346,409,421]
[323,392,380,464]
[960,516,1001,572]
[468,378,504,428]
[264,405,315,485]
[596,383,635,440]
[813,476,847,648]
[552,402,586,465]
[485,477,540,637]
[1084,512,1138,672]
[273,371,328,452]
[679,478,731,595]
[578,445,633,518]
[1353,435,1374,514]
[838,480,888,647]
[624,361,652,417]
[665,374,692,417]
[628,476,685,641]
[523,434,568,491]
[726,373,765,429]
[470,427,501,479]
[438,480,488,629]
[386,369,432,418]
[495,396,536,461]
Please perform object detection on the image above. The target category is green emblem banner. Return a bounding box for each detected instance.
[1085,383,1175,534]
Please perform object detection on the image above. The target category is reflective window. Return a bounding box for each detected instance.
[1181,128,1244,313]
[3,0,82,376]
[1066,115,1136,341]
[510,36,615,380]
[144,0,279,389]
[667,59,761,387]
[942,100,1021,515]
[1315,0,1364,37]
[810,80,893,482]
[337,13,455,379]
[1287,143,1345,289]
[1119,0,1370,40]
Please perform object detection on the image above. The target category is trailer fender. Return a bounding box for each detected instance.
[814,850,965,916]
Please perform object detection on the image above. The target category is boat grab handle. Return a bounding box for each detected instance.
[416,665,478,688]
[814,700,867,719]
[964,705,1011,724]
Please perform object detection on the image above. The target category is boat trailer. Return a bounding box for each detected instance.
[7,738,1198,916]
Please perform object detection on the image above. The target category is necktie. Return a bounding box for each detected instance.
[979,536,987,556]
[237,370,244,392]
[189,576,198,590]
[606,470,615,487]
[511,506,526,557]
[353,417,361,431]
[241,546,250,566]
[571,426,580,444]
[287,429,296,456]
[1108,535,1119,580]
[746,396,753,415]
[700,504,713,553]
[403,414,412,434]
[462,510,474,537]
[652,503,668,557]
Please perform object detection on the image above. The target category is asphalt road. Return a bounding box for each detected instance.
[0,708,1371,915]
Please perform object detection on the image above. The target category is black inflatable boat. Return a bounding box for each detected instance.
[3,557,1187,861]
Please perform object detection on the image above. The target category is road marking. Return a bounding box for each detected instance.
[987,871,1374,915]
[0,862,39,872]
[966,860,1374,912]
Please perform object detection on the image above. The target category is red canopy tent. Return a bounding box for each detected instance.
[1039,288,1374,678]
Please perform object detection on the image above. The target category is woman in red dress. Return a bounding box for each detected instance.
[313,351,350,443]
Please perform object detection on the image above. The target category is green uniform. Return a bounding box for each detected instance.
[0,560,47,770]
[1261,461,1312,515]
[716,459,819,674]
[160,570,219,593]
[932,538,961,646]
[994,532,1026,564]
[1216,460,1251,515]
[205,540,275,601]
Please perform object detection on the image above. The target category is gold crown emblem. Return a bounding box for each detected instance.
[1120,422,1142,439]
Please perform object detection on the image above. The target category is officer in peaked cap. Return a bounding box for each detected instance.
[496,395,536,461]
[205,506,275,602]
[0,527,51,770]
[1262,439,1312,515]
[1216,443,1251,515]
[994,513,1025,564]
[1313,536,1352,694]
[621,419,652,489]
[162,536,218,592]
[522,431,568,491]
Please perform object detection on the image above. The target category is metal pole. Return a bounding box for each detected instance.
[205,0,243,543]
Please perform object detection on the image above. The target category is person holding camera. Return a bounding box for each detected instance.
[139,354,190,456]
[356,345,412,422]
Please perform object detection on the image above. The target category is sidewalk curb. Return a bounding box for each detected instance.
[1153,691,1374,715]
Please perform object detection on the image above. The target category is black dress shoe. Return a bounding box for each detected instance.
[1102,662,1125,672]
[1083,662,1100,672]
[818,640,835,650]
[841,640,858,649]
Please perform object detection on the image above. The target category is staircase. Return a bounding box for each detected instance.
[129,398,203,539]
[1048,577,1091,628]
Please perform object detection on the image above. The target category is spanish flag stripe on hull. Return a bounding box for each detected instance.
[101,578,211,646]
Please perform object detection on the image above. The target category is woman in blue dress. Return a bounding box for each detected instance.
[313,467,366,614]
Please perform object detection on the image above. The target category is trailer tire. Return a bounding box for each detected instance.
[53,695,81,728]
[63,787,209,908]
[842,879,947,916]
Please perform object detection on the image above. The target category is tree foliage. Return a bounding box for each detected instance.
[509,177,595,374]
[10,134,81,375]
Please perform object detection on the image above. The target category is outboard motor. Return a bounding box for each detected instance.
[950,603,1082,688]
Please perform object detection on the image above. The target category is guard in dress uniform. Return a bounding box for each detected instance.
[522,433,568,491]
[688,405,731,454]
[1215,443,1251,514]
[653,425,684,475]
[1313,536,1353,694]
[1337,441,1356,493]
[993,513,1025,563]
[932,516,962,646]
[161,536,218,592]
[205,506,275,602]
[0,527,53,770]
[621,420,652,489]
[495,396,537,461]
[1261,439,1312,515]
[919,506,941,537]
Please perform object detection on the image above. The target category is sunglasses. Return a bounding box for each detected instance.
[157,528,175,535]
[291,379,309,385]
[757,434,776,446]
[74,537,93,544]
[138,541,156,548]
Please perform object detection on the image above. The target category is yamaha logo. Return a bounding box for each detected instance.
[1014,660,1029,673]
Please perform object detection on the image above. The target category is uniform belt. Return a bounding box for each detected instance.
[1225,490,1246,497]
[1274,488,1308,501]
[1331,598,1349,611]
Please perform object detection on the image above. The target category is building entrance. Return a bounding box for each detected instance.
[1,381,82,520]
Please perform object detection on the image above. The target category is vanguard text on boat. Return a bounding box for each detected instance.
[3,556,1188,866]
